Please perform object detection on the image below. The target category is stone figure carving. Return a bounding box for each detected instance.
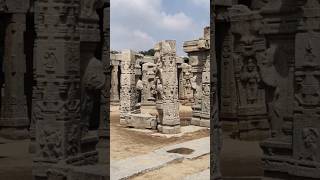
[191,76,202,107]
[141,62,157,103]
[0,0,7,12]
[301,128,319,161]
[81,57,105,135]
[229,5,269,139]
[38,128,63,160]
[240,58,261,104]
[81,0,105,18]
[180,63,193,102]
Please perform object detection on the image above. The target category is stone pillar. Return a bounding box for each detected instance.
[229,5,269,140]
[97,1,110,165]
[140,62,157,115]
[183,27,210,127]
[0,13,28,139]
[141,62,156,105]
[110,63,119,105]
[119,50,137,125]
[155,40,180,134]
[179,63,193,105]
[292,0,320,178]
[211,3,221,178]
[32,0,86,178]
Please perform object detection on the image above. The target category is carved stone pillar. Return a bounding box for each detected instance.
[229,5,270,140]
[0,13,28,139]
[179,63,193,105]
[155,40,180,134]
[119,50,137,125]
[97,2,110,165]
[183,27,211,127]
[110,63,119,105]
[32,0,90,178]
[291,0,320,178]
[141,62,156,105]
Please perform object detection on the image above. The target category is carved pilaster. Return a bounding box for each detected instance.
[229,5,270,140]
[291,0,320,178]
[0,13,28,139]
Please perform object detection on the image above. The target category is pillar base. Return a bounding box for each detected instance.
[158,125,181,134]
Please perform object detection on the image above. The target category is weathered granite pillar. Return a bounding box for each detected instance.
[155,40,180,134]
[183,27,211,127]
[291,0,320,178]
[141,62,156,105]
[0,13,28,139]
[97,1,110,165]
[211,2,221,178]
[229,5,270,140]
[110,63,119,105]
[119,50,138,125]
[179,63,193,105]
[32,0,89,178]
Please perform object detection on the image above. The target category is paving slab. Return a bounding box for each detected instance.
[155,137,210,159]
[110,137,209,180]
[110,152,183,180]
[184,169,210,180]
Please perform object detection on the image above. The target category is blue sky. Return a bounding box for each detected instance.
[110,0,209,56]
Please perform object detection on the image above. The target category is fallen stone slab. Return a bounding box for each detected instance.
[110,152,183,180]
[184,169,210,180]
[155,137,210,159]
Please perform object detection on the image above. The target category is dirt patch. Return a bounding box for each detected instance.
[110,108,209,160]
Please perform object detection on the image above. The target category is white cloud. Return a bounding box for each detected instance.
[111,25,155,51]
[189,0,210,9]
[110,0,206,55]
[161,12,193,31]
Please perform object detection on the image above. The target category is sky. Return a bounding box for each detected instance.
[110,0,210,56]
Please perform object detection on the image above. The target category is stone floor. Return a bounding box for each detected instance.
[0,138,32,180]
[0,105,264,179]
[111,137,210,180]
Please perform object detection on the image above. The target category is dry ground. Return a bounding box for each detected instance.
[110,105,210,160]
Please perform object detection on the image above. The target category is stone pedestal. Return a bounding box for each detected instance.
[0,13,28,139]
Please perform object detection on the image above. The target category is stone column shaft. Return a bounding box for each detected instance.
[0,13,28,139]
[110,64,119,104]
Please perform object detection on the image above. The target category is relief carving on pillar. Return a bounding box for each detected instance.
[0,0,7,12]
[294,32,320,163]
[179,63,193,103]
[154,40,180,133]
[81,57,105,134]
[142,62,157,104]
[230,5,267,115]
